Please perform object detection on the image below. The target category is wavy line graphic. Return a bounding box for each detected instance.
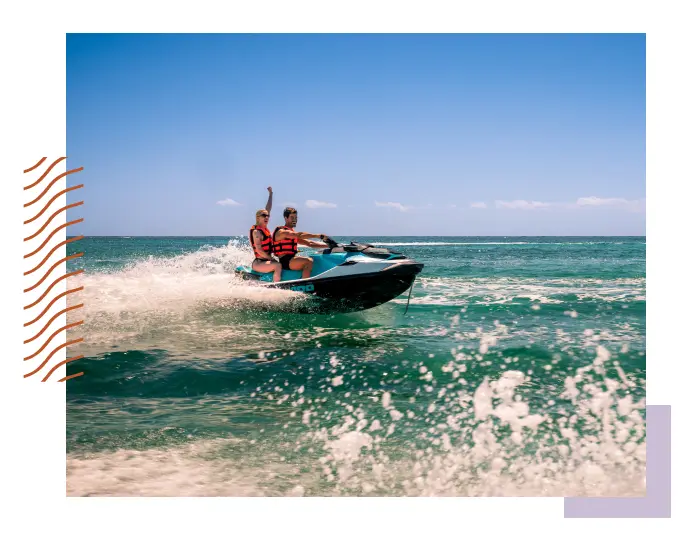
[24,184,83,225]
[23,338,83,378]
[24,304,84,344]
[24,270,84,310]
[24,165,82,197]
[24,157,47,174]
[25,202,84,242]
[45,356,85,382]
[24,287,84,327]
[24,221,84,259]
[58,370,85,383]
[23,156,84,382]
[24,321,84,362]
[24,253,84,294]
[24,236,84,276]
[24,157,67,190]
[24,167,84,207]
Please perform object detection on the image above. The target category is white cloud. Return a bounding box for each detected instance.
[495,200,551,210]
[576,196,631,207]
[375,201,412,212]
[216,198,240,207]
[306,199,337,209]
[472,197,645,213]
[574,197,646,212]
[371,196,644,214]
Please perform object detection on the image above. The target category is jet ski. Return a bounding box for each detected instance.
[234,237,424,313]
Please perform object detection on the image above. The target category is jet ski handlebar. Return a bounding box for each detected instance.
[321,235,340,249]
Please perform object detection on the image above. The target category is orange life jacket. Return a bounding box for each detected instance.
[273,225,298,257]
[249,225,273,259]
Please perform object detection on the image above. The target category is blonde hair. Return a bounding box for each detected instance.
[255,209,268,222]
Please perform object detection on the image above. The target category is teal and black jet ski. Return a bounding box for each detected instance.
[234,237,423,313]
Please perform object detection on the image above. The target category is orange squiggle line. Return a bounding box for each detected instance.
[23,156,86,383]
[25,202,83,242]
[24,184,83,225]
[24,270,84,310]
[24,222,83,259]
[24,236,83,276]
[24,253,83,294]
[43,355,84,382]
[24,157,47,174]
[24,304,83,344]
[24,321,83,361]
[24,287,84,323]
[24,166,83,208]
[58,371,85,383]
[24,157,65,189]
[24,167,83,207]
[23,338,83,378]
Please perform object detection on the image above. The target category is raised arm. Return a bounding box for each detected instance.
[265,187,273,214]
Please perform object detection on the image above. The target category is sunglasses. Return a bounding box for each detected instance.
[259,214,270,218]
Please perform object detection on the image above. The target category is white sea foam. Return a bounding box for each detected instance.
[402,276,646,306]
[371,242,531,246]
[67,240,305,354]
[66,438,312,497]
[75,243,304,316]
[369,241,630,246]
[73,240,296,313]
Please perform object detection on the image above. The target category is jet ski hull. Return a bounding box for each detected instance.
[265,261,422,313]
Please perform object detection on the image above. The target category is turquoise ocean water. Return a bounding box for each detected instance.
[66,236,646,496]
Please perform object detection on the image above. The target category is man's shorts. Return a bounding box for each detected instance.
[279,254,296,270]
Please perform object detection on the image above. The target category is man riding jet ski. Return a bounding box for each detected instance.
[272,206,329,279]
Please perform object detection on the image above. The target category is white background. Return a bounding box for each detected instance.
[0,1,694,547]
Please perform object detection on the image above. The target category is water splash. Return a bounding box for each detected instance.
[67,326,645,497]
[292,341,646,496]
[68,240,306,354]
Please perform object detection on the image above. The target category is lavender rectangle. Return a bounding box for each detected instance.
[564,405,671,518]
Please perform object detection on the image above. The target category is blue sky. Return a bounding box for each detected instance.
[67,33,645,236]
